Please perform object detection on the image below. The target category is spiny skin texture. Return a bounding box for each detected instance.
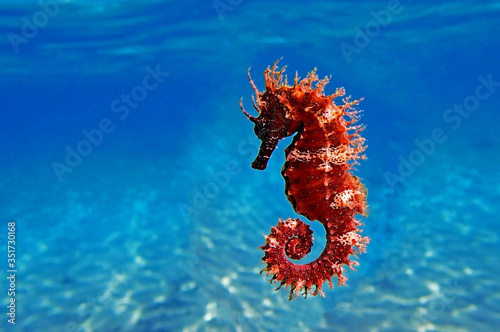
[240,60,369,300]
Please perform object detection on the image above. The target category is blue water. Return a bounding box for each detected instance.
[1,0,499,331]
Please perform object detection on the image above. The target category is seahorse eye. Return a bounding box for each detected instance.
[254,122,270,141]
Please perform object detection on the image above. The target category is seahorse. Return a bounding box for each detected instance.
[240,59,369,300]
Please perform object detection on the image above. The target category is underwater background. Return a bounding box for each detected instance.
[1,0,500,331]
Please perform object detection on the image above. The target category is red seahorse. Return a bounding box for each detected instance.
[240,59,369,300]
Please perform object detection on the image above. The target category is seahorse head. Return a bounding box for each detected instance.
[240,92,301,170]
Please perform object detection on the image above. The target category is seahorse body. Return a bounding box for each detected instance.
[240,60,369,300]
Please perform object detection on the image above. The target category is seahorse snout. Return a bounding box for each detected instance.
[251,139,278,170]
